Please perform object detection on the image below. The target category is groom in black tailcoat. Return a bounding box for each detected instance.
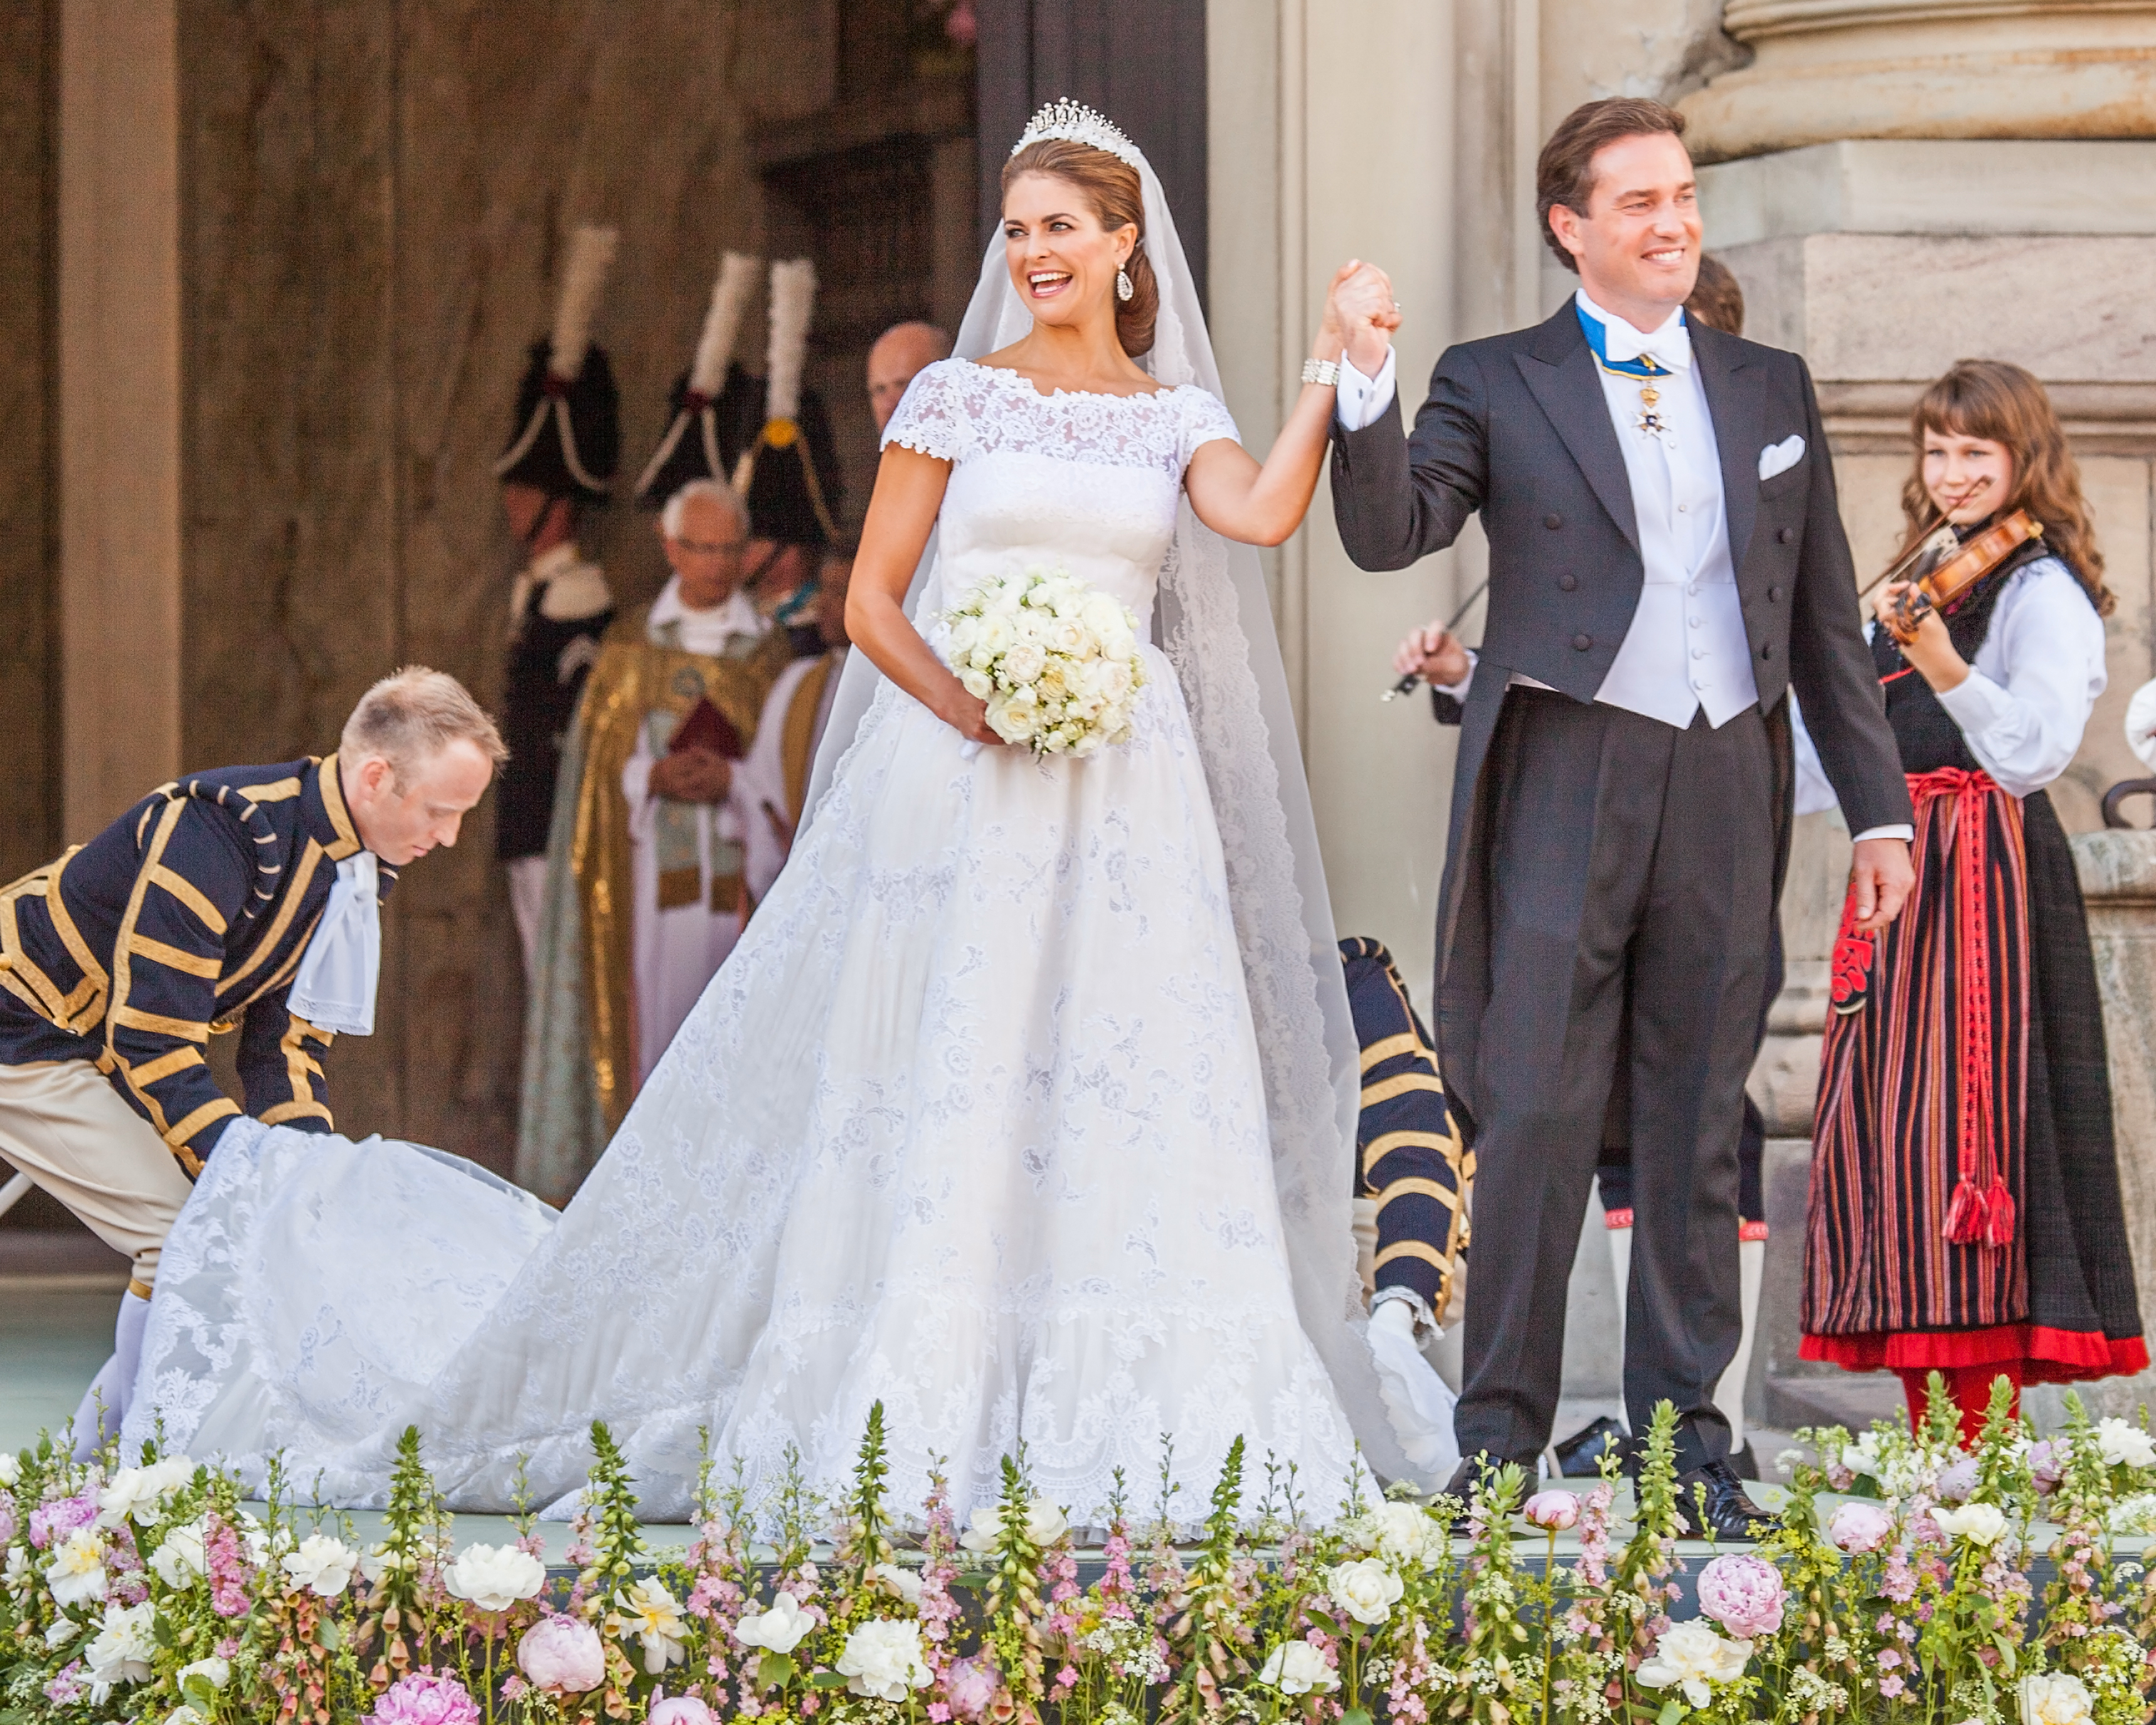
[1327,98,1916,1535]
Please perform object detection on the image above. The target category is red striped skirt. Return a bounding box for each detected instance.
[1802,768,2052,1370]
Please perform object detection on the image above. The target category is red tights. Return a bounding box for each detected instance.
[1897,1362,2024,1446]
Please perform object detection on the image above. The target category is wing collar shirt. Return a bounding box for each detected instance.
[1337,294,1757,728]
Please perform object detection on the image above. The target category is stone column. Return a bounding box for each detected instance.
[58,0,180,839]
[1684,1,2156,164]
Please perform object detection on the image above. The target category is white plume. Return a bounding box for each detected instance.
[765,258,817,423]
[548,225,620,381]
[690,252,761,397]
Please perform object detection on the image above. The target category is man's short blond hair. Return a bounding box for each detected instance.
[341,667,508,781]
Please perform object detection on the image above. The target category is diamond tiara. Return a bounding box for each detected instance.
[1012,98,1141,168]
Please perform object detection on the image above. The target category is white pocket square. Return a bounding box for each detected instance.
[1759,434,1805,481]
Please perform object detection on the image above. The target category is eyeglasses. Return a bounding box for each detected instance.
[673,538,746,558]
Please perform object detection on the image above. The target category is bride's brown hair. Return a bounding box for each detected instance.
[1895,359,2112,617]
[1002,138,1159,358]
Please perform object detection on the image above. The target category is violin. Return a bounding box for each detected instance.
[1880,509,2042,644]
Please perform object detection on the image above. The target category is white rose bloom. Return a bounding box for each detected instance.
[97,1457,194,1528]
[1046,618,1089,657]
[987,693,1040,744]
[280,1533,360,1598]
[179,1655,231,1691]
[947,617,980,657]
[1365,1501,1443,1570]
[735,1590,815,1655]
[1325,1558,1404,1625]
[2021,1672,2095,1725]
[837,1617,933,1701]
[1002,641,1048,684]
[84,1600,156,1699]
[45,1527,109,1609]
[1079,593,1125,637]
[613,1577,688,1675]
[444,1542,548,1612]
[151,1521,208,1588]
[1258,1641,1339,1696]
[959,1497,1069,1554]
[977,613,1015,657]
[957,667,994,699]
[0,1453,19,1486]
[1933,1503,2008,1546]
[2096,1419,2156,1470]
[870,1561,924,1606]
[1637,1619,1753,1709]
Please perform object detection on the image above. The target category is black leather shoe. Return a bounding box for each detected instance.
[1437,1452,1539,1511]
[1672,1459,1776,1540]
[1554,1416,1634,1478]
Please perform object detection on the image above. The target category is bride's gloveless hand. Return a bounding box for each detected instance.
[1183,260,1391,549]
[846,442,1005,746]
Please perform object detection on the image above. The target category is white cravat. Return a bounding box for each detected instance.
[1576,290,1759,730]
[289,852,380,1036]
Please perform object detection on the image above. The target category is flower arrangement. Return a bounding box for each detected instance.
[6,1383,2156,1725]
[942,565,1145,755]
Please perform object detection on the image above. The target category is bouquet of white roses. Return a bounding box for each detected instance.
[943,565,1145,756]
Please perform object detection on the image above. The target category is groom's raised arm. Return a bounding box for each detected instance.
[1328,346,1489,573]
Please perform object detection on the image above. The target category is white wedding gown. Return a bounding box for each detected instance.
[126,358,1420,1524]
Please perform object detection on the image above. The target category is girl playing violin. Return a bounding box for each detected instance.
[1798,358,2145,1440]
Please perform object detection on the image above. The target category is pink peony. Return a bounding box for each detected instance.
[2027,1440,2063,1495]
[650,1697,718,1725]
[1522,1490,1581,1531]
[364,1672,480,1725]
[1827,1500,1895,1554]
[29,1492,98,1551]
[943,1655,1001,1719]
[517,1615,605,1693]
[1933,1456,1979,1504]
[1697,1552,1786,1639]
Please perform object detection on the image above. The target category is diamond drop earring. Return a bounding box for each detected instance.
[1115,268,1134,303]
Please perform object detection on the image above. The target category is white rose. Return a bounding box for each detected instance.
[1325,1557,1404,1625]
[1933,1502,2007,1546]
[1637,1618,1753,1709]
[178,1655,231,1692]
[957,667,994,700]
[444,1542,548,1613]
[1258,1640,1338,1696]
[1002,641,1048,684]
[45,1527,109,1608]
[976,613,1014,658]
[611,1577,688,1675]
[280,1532,360,1598]
[1364,1501,1443,1570]
[97,1457,194,1528]
[0,1453,19,1486]
[870,1561,923,1606]
[2096,1419,2156,1470]
[84,1600,156,1698]
[1046,617,1089,657]
[837,1617,933,1701]
[947,616,980,657]
[1079,593,1125,638]
[2021,1672,2095,1725]
[151,1520,208,1588]
[987,691,1040,744]
[735,1590,815,1655]
[959,1497,1070,1554]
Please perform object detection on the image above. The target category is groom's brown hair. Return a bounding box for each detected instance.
[1536,98,1687,272]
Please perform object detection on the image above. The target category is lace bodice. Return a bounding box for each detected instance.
[882,359,1240,631]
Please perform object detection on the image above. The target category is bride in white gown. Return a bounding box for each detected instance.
[124,102,1445,1522]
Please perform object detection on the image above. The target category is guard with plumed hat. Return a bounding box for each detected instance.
[496,225,623,975]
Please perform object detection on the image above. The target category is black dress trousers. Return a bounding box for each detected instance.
[1452,688,1778,1471]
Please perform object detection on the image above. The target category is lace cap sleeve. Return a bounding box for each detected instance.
[879,359,970,463]
[1178,387,1241,469]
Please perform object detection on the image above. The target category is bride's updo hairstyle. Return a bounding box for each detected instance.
[1003,138,1159,358]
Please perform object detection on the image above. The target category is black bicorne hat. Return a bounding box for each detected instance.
[634,361,763,507]
[494,337,622,504]
[736,378,844,547]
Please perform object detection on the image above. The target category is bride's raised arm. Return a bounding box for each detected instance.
[1184,260,1401,548]
[844,445,999,746]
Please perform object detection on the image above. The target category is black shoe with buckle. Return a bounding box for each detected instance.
[1672,1459,1776,1540]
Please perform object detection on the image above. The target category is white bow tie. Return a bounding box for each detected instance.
[1600,317,1692,373]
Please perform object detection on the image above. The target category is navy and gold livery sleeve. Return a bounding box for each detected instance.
[102,799,252,1172]
[1341,937,1473,1324]
[235,985,336,1133]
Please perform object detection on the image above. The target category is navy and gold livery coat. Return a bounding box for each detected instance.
[0,755,393,1172]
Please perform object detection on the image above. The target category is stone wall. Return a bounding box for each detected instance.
[0,0,55,886]
[174,1,893,1172]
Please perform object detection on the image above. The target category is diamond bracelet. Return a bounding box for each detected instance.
[1301,358,1342,388]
